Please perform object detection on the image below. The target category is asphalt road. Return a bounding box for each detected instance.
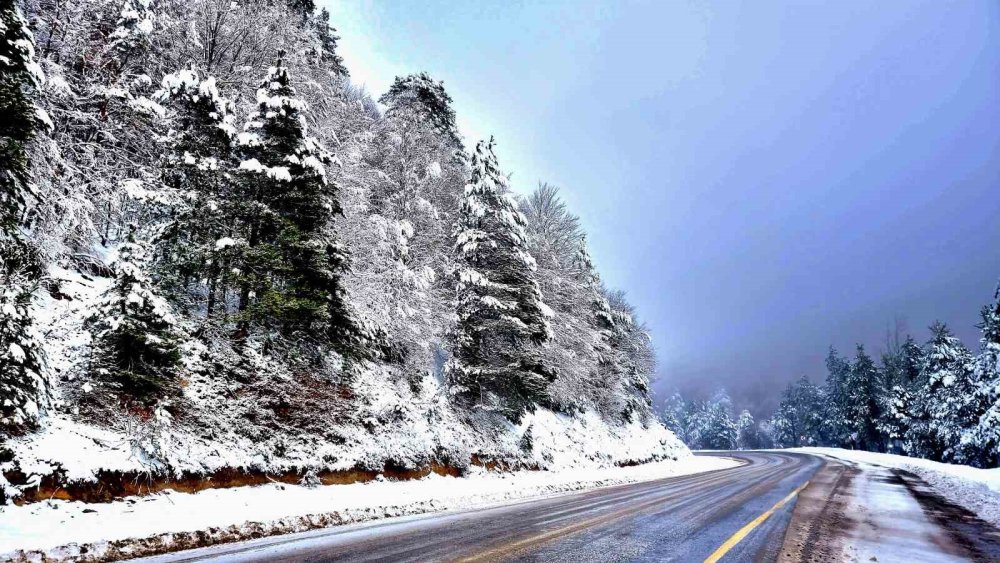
[146,452,822,563]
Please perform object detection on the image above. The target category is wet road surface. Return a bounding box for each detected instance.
[145,452,821,562]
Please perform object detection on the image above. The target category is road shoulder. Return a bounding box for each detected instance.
[780,453,1000,562]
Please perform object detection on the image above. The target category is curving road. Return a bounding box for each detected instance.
[145,452,822,562]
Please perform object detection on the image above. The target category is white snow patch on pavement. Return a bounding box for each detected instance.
[794,447,1000,528]
[0,456,737,559]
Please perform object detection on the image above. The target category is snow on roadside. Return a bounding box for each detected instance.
[0,455,738,561]
[792,447,1000,528]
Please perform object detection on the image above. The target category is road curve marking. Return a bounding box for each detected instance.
[703,480,810,563]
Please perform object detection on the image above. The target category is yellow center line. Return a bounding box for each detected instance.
[703,480,810,563]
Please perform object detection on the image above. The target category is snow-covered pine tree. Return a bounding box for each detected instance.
[736,409,759,450]
[968,283,1000,467]
[770,376,827,447]
[910,322,976,463]
[88,229,181,404]
[380,73,462,151]
[604,288,656,422]
[661,392,690,444]
[1,0,45,232]
[877,334,925,454]
[449,137,553,421]
[236,54,362,355]
[823,347,858,447]
[697,391,737,450]
[154,67,237,320]
[0,1,49,433]
[842,345,885,451]
[0,253,46,433]
[108,0,154,64]
[311,8,348,77]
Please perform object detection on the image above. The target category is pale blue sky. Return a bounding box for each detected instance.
[322,1,1000,414]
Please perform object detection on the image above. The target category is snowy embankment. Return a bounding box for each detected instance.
[0,454,738,562]
[793,447,1000,527]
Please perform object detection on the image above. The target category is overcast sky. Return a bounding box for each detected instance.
[321,0,1000,416]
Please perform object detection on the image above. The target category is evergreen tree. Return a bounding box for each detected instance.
[380,73,462,150]
[448,137,553,420]
[697,391,737,450]
[88,230,181,404]
[236,54,362,355]
[909,322,976,462]
[736,409,760,450]
[878,335,925,453]
[0,254,46,432]
[1,1,45,233]
[312,8,348,77]
[843,345,885,451]
[108,0,154,62]
[822,347,851,447]
[968,283,1000,467]
[661,392,690,444]
[604,288,655,421]
[770,376,827,447]
[154,67,236,320]
[0,1,48,433]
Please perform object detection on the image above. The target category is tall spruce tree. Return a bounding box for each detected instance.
[909,322,975,462]
[878,335,925,453]
[155,67,236,320]
[736,410,760,450]
[448,138,553,420]
[823,347,851,447]
[0,2,48,433]
[770,376,826,447]
[236,55,362,355]
[843,345,885,451]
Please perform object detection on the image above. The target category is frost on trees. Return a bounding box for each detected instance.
[736,410,759,450]
[0,262,47,433]
[969,283,1000,466]
[0,1,49,434]
[604,289,656,422]
[236,54,364,356]
[842,346,884,451]
[357,69,464,375]
[154,67,237,319]
[380,73,462,150]
[88,230,181,404]
[108,0,154,62]
[907,322,974,462]
[449,138,554,421]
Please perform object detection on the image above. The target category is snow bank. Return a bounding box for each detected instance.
[0,455,737,560]
[793,447,1000,527]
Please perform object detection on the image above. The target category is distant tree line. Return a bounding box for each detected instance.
[664,284,1000,468]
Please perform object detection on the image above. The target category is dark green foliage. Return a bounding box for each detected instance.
[0,2,48,433]
[234,57,364,357]
[771,376,828,447]
[313,8,348,77]
[89,232,181,404]
[1,2,43,233]
[154,68,236,320]
[449,139,553,421]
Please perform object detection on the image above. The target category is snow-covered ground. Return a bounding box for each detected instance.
[0,455,738,561]
[793,447,1000,528]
